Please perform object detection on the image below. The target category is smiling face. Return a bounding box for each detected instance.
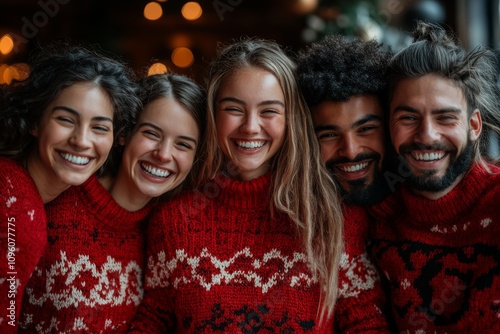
[215,67,286,181]
[30,81,115,191]
[118,96,199,206]
[313,95,386,204]
[390,74,482,199]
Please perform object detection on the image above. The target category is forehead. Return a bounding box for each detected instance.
[140,97,199,137]
[217,67,284,102]
[45,82,114,119]
[312,95,383,129]
[390,74,467,113]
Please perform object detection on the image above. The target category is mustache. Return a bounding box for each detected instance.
[399,142,455,154]
[325,152,381,171]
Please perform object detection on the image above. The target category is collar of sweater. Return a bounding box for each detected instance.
[77,175,153,230]
[371,163,500,225]
[209,172,272,210]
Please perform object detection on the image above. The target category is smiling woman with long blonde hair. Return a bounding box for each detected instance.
[128,38,346,333]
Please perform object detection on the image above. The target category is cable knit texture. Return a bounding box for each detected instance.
[369,163,500,333]
[128,173,389,333]
[18,175,152,333]
[0,158,46,333]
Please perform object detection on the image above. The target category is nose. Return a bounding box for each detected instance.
[69,127,91,150]
[240,113,260,134]
[338,133,362,161]
[415,117,440,144]
[153,141,173,163]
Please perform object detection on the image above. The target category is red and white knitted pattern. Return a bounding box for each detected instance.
[0,158,46,334]
[18,176,152,333]
[129,174,389,333]
[370,163,500,333]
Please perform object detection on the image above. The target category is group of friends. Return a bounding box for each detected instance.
[0,20,499,333]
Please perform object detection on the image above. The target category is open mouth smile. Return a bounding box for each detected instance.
[337,162,370,173]
[235,140,266,149]
[59,152,90,165]
[140,162,171,178]
[410,151,446,162]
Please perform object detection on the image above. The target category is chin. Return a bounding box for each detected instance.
[63,175,91,186]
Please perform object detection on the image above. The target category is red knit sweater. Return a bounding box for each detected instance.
[369,163,500,333]
[0,158,47,333]
[129,173,389,333]
[18,175,152,333]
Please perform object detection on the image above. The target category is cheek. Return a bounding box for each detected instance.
[178,152,196,175]
[96,134,115,156]
[216,117,234,139]
[390,126,406,148]
[270,119,286,143]
[41,123,70,142]
[125,137,154,161]
[319,143,335,161]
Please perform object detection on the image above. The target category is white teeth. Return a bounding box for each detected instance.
[141,163,170,178]
[60,153,89,165]
[413,151,445,161]
[236,141,265,149]
[339,162,369,173]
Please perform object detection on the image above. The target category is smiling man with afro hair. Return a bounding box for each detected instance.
[296,35,393,205]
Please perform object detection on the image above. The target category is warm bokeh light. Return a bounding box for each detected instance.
[144,2,163,21]
[148,62,168,76]
[171,47,194,68]
[291,0,318,14]
[3,66,15,85]
[0,34,14,55]
[0,64,8,85]
[170,34,192,49]
[1,63,30,85]
[181,2,202,21]
[13,63,30,81]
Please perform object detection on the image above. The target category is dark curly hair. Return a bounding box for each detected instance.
[388,21,500,164]
[0,41,141,175]
[296,34,392,108]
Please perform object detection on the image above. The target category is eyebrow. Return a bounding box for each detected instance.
[352,114,383,128]
[53,106,113,123]
[138,122,198,145]
[314,114,383,133]
[393,105,462,115]
[218,96,285,108]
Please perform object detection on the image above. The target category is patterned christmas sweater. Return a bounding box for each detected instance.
[0,158,47,333]
[369,163,500,333]
[128,173,389,333]
[18,175,152,333]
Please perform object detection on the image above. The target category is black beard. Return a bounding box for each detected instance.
[325,152,389,206]
[340,165,390,206]
[399,138,475,193]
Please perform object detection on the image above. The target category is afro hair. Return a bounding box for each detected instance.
[296,35,393,107]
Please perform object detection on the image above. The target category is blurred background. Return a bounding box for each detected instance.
[0,0,499,154]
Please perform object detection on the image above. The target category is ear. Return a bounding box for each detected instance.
[118,135,127,146]
[468,109,482,141]
[30,125,39,137]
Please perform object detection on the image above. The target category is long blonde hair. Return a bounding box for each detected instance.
[201,38,344,321]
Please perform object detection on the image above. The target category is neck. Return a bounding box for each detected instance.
[26,153,70,203]
[103,170,151,212]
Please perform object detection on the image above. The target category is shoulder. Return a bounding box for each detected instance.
[468,163,500,199]
[366,188,403,220]
[0,158,45,222]
[0,158,39,198]
[0,157,30,180]
[342,204,371,246]
[151,188,205,219]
